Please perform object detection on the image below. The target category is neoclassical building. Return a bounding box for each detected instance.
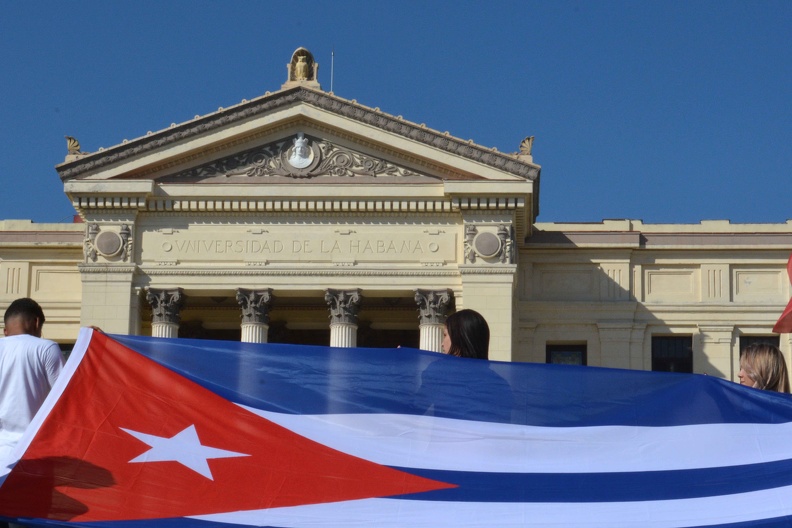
[2,48,790,382]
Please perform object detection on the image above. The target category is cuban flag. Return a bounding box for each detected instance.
[3,328,792,527]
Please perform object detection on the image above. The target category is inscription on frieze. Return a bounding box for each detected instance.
[141,229,457,264]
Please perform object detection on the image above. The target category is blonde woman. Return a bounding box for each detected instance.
[738,343,790,393]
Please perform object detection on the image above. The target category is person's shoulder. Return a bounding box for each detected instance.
[0,333,29,344]
[37,336,61,350]
[9,333,50,341]
[8,333,59,348]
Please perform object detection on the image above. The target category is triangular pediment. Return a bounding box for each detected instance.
[60,84,541,234]
[158,129,446,184]
[56,87,539,185]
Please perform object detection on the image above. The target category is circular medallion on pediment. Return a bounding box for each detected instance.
[473,232,502,258]
[281,132,321,177]
[94,230,124,257]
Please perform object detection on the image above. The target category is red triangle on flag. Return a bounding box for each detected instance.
[0,332,454,521]
[773,298,792,333]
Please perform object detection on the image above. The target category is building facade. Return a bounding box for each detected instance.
[1,49,790,381]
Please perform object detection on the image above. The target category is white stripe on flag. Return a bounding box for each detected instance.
[244,407,792,473]
[193,486,792,528]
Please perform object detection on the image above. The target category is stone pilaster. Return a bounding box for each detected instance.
[629,323,648,370]
[79,265,139,334]
[459,267,517,361]
[597,322,634,369]
[698,324,736,378]
[325,288,362,348]
[236,288,273,343]
[414,288,455,352]
[146,287,186,338]
[515,321,538,363]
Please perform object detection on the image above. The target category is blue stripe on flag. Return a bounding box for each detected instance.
[111,334,792,428]
[393,457,792,502]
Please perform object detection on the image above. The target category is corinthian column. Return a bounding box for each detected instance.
[325,289,362,348]
[145,287,186,338]
[414,289,455,352]
[236,288,273,343]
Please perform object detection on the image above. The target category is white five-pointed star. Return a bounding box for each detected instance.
[121,424,250,480]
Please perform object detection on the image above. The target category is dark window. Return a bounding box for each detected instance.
[546,344,587,366]
[268,325,330,346]
[58,344,74,360]
[652,336,693,373]
[739,335,780,355]
[358,328,419,349]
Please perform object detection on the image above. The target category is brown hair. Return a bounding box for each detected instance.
[740,343,790,393]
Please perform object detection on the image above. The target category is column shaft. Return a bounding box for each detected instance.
[420,323,445,353]
[330,323,357,348]
[241,322,269,343]
[151,322,179,339]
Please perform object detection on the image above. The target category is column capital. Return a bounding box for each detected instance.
[145,287,186,325]
[236,288,273,324]
[325,288,362,325]
[414,288,455,325]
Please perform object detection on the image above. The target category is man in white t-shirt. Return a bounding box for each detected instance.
[0,298,64,461]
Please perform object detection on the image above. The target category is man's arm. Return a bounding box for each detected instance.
[43,342,65,389]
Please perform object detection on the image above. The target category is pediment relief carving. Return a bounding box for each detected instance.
[162,133,434,182]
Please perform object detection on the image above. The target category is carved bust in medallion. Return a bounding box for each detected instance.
[288,133,313,168]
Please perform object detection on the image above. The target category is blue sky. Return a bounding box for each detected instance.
[1,1,790,224]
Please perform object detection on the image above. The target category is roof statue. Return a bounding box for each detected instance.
[294,56,309,81]
[65,135,90,162]
[65,135,82,154]
[282,47,320,90]
[517,136,534,163]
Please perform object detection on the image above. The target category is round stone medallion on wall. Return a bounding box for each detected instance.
[473,231,502,258]
[94,230,124,257]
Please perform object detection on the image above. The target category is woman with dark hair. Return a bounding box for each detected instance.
[416,308,512,421]
[442,309,490,360]
[738,343,790,393]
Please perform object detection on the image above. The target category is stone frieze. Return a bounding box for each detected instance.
[144,227,456,264]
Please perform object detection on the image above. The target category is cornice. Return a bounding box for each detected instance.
[77,264,468,277]
[144,198,456,214]
[77,197,530,215]
[77,264,137,273]
[525,230,792,248]
[56,87,540,182]
[140,268,461,277]
[452,197,525,210]
[71,196,148,211]
[641,232,792,247]
[0,230,83,246]
[458,265,518,275]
